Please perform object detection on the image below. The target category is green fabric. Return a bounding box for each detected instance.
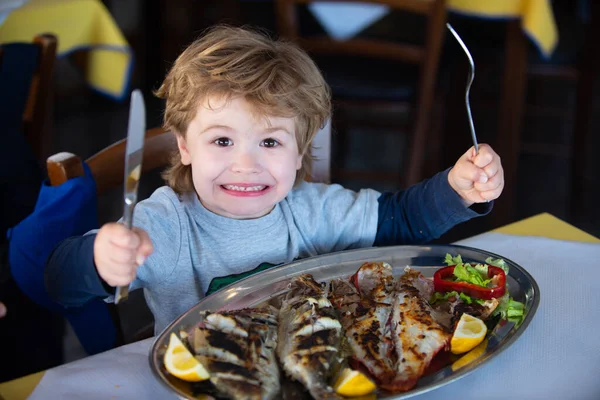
[206,262,278,296]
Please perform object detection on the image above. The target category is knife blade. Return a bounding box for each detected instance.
[115,89,146,304]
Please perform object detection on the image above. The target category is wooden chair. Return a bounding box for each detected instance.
[275,0,447,188]
[0,34,57,164]
[47,127,176,192]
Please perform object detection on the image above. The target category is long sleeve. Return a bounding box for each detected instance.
[45,234,110,308]
[374,169,492,246]
[45,187,182,319]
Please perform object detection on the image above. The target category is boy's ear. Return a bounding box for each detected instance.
[296,152,303,170]
[176,135,192,165]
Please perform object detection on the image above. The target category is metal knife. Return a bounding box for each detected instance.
[115,89,146,304]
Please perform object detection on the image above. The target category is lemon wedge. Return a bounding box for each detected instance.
[450,313,487,354]
[333,368,377,397]
[164,333,210,382]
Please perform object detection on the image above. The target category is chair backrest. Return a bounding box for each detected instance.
[275,0,447,187]
[48,127,177,193]
[0,34,57,163]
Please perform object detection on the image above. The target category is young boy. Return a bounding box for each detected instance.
[46,26,504,334]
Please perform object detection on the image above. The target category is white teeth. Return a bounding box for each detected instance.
[223,185,266,192]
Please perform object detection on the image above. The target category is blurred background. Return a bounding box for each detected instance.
[28,0,600,237]
[0,0,598,382]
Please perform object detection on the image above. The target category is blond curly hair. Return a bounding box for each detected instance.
[154,25,331,193]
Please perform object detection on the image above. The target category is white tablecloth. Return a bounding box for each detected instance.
[28,232,600,400]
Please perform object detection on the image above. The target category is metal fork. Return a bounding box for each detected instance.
[446,23,479,154]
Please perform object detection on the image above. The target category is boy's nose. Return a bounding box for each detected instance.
[231,151,262,174]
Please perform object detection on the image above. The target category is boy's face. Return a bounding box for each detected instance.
[177,96,302,219]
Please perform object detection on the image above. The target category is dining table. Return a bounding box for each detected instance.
[0,212,598,400]
[0,0,132,101]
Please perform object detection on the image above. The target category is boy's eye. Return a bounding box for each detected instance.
[214,137,233,147]
[261,138,280,148]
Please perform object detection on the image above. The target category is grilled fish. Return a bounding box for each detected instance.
[329,262,397,385]
[277,275,343,399]
[191,306,280,400]
[385,270,450,391]
[332,263,450,392]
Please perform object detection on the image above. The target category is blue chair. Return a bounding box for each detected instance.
[7,162,120,355]
[0,34,65,381]
[2,34,119,357]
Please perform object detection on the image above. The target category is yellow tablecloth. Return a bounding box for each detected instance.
[493,212,600,243]
[0,0,132,101]
[448,0,558,58]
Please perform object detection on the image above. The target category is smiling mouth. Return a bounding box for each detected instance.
[221,184,268,192]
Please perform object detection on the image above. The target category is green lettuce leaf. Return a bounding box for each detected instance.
[492,293,525,325]
[453,263,491,287]
[444,253,463,266]
[459,292,473,304]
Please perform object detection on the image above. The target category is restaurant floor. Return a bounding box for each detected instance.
[47,27,599,364]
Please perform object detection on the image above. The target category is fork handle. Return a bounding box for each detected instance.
[465,92,479,154]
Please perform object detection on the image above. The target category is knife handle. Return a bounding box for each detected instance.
[115,199,135,304]
[122,194,135,230]
[115,285,129,304]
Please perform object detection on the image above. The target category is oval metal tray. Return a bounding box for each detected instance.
[149,244,540,399]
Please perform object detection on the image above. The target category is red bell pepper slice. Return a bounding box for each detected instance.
[433,265,506,300]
